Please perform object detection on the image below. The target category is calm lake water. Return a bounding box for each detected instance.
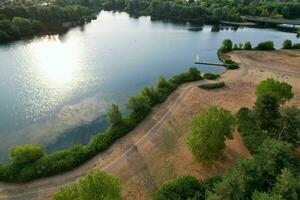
[0,11,298,162]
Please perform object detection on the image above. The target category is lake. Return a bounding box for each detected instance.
[0,11,298,162]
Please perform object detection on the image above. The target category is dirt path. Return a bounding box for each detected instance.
[1,50,299,200]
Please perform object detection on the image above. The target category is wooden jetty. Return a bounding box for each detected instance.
[194,55,226,66]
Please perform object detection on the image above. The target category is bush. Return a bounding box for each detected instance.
[154,176,205,200]
[282,39,292,49]
[199,82,225,90]
[226,63,239,69]
[203,73,220,80]
[254,41,275,50]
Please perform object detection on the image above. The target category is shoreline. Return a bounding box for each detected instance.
[1,50,300,199]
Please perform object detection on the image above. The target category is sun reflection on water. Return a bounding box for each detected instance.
[30,36,82,88]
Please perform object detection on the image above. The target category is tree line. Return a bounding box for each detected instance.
[102,0,300,23]
[0,0,100,43]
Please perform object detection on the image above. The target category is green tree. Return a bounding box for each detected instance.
[256,78,293,105]
[283,39,292,49]
[188,67,202,80]
[127,95,151,121]
[156,76,175,96]
[252,191,283,200]
[187,106,235,164]
[53,171,121,200]
[255,138,295,178]
[107,104,122,126]
[10,144,44,164]
[219,39,233,53]
[272,168,299,200]
[278,106,300,144]
[243,41,252,50]
[154,176,205,200]
[211,159,262,200]
[253,93,280,131]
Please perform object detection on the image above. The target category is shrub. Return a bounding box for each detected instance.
[154,176,205,200]
[199,82,225,90]
[203,73,220,80]
[254,41,275,50]
[282,39,292,49]
[226,63,239,69]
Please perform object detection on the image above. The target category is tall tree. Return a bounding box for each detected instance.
[187,106,235,164]
[107,104,122,126]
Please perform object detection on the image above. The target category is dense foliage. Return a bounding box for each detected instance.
[187,106,235,164]
[154,176,205,200]
[282,39,300,49]
[53,171,121,200]
[2,0,300,43]
[101,0,300,23]
[0,67,202,183]
[156,79,300,200]
[0,0,99,42]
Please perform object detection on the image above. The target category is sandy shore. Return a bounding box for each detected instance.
[1,50,300,200]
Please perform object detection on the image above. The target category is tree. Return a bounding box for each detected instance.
[253,93,280,131]
[126,95,151,121]
[255,41,274,50]
[256,78,293,105]
[141,86,163,106]
[255,138,295,178]
[243,41,252,50]
[107,104,122,126]
[211,159,262,200]
[187,106,235,164]
[10,144,44,164]
[154,176,205,200]
[219,39,233,53]
[272,168,299,200]
[188,67,202,80]
[252,191,283,200]
[53,171,121,200]
[282,39,292,49]
[279,106,300,144]
[156,76,175,96]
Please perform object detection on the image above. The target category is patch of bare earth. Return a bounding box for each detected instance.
[1,50,300,200]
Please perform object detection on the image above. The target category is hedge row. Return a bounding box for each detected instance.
[199,82,225,90]
[0,67,203,183]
